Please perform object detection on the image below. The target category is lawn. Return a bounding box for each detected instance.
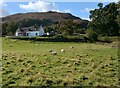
[1,37,119,87]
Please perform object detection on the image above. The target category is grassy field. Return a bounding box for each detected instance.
[1,37,119,86]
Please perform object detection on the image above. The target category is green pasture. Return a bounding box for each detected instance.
[1,37,119,86]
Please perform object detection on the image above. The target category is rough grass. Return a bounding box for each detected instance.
[2,37,119,86]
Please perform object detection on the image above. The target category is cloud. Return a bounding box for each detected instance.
[0,8,10,17]
[114,0,119,3]
[20,1,71,13]
[0,0,7,7]
[0,0,9,17]
[80,8,94,13]
[20,1,58,12]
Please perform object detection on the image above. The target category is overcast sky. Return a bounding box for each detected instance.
[0,0,118,20]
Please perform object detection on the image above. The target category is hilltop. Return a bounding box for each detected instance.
[2,11,80,22]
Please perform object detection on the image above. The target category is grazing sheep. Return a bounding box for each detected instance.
[61,49,65,52]
[36,44,38,46]
[49,49,53,52]
[51,52,57,55]
[70,46,74,49]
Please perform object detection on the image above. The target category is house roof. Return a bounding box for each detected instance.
[16,26,42,32]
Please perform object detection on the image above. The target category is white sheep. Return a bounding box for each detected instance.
[61,49,65,52]
[36,44,38,46]
[70,46,74,49]
[51,52,57,55]
[49,49,53,52]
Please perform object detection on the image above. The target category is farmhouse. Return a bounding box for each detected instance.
[15,25,45,37]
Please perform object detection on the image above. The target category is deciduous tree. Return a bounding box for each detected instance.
[88,2,119,36]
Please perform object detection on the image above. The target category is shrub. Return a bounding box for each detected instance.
[53,35,67,39]
[53,35,68,42]
[102,36,111,43]
[98,36,112,43]
[86,29,98,41]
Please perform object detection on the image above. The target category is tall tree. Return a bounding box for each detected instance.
[2,23,8,36]
[58,20,75,35]
[2,22,18,36]
[88,2,119,36]
[117,1,120,31]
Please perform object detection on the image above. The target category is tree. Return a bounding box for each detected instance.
[2,22,18,36]
[98,3,103,9]
[88,2,119,36]
[44,26,54,33]
[58,20,75,35]
[117,1,120,33]
[86,29,98,41]
[2,23,8,36]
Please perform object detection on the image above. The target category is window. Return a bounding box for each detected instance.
[36,33,38,36]
[27,33,29,36]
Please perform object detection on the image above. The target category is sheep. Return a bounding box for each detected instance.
[36,44,38,46]
[49,49,53,52]
[70,46,74,49]
[51,52,57,55]
[61,49,65,52]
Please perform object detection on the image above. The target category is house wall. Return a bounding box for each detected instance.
[16,31,26,36]
[26,31,40,37]
[15,26,45,37]
[39,26,45,36]
[16,32,19,36]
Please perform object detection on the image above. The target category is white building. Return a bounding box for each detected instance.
[15,25,45,37]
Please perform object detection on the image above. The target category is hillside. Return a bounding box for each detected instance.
[2,11,81,22]
[1,11,89,36]
[2,11,88,26]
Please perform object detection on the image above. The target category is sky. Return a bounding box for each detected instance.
[0,0,118,20]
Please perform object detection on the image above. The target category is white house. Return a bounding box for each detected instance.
[15,25,45,37]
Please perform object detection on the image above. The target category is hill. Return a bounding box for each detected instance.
[2,11,81,22]
[1,11,89,35]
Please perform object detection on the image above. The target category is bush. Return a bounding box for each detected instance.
[99,36,112,43]
[53,35,68,42]
[86,29,98,41]
[53,35,67,39]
